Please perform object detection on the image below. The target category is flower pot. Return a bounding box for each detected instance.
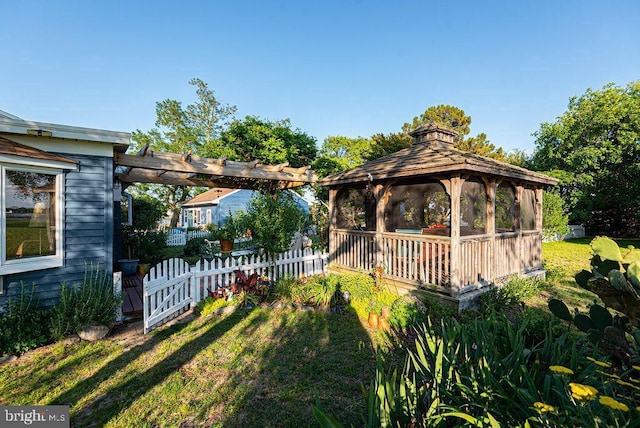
[381,306,392,319]
[220,239,234,252]
[378,316,391,332]
[138,263,151,276]
[368,311,379,328]
[118,259,139,276]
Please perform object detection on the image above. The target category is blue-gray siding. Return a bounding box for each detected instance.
[0,154,114,310]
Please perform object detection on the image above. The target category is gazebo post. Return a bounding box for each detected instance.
[328,187,338,264]
[515,185,524,274]
[483,178,497,282]
[449,175,463,297]
[374,183,386,269]
[535,188,543,231]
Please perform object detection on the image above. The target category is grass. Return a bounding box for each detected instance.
[0,308,388,427]
[535,237,640,313]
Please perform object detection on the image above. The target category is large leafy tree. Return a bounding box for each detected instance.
[530,81,640,236]
[131,78,237,227]
[217,115,316,167]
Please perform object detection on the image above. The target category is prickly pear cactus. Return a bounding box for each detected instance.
[573,237,640,327]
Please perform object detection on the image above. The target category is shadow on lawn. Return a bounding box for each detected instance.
[47,308,376,427]
[51,314,243,426]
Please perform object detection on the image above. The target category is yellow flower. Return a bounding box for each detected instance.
[632,365,640,371]
[599,396,629,412]
[569,382,598,401]
[550,365,574,375]
[586,356,612,368]
[534,402,555,413]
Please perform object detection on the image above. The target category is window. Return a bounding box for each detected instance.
[522,188,536,230]
[1,163,64,275]
[495,183,515,232]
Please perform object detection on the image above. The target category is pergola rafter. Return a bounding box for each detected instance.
[115,145,317,190]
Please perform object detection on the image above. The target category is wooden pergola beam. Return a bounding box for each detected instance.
[115,150,316,189]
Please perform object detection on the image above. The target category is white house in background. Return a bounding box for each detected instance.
[179,188,310,228]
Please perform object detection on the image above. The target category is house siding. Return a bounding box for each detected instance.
[0,154,114,310]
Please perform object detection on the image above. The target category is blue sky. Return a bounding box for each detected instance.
[2,0,639,154]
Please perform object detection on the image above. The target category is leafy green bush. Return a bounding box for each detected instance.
[137,231,167,264]
[0,283,51,354]
[49,265,122,339]
[183,237,208,257]
[237,190,306,257]
[338,272,375,302]
[480,275,544,314]
[389,297,426,330]
[272,275,303,304]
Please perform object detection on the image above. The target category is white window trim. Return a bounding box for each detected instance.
[0,162,65,276]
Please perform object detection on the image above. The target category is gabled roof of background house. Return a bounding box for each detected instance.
[319,124,557,187]
[181,188,239,207]
[0,136,77,167]
[0,110,130,151]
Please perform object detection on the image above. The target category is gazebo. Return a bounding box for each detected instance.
[319,124,558,309]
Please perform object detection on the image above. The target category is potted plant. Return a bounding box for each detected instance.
[119,226,139,276]
[208,215,240,253]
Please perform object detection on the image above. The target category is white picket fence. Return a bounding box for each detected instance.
[165,228,210,246]
[143,248,328,333]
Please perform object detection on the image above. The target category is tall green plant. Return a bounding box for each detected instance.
[0,283,51,354]
[50,264,122,339]
[239,190,306,258]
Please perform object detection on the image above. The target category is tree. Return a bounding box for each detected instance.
[402,104,471,143]
[217,116,316,167]
[403,105,507,160]
[131,78,237,227]
[542,190,570,239]
[365,132,412,161]
[238,190,306,258]
[531,81,640,236]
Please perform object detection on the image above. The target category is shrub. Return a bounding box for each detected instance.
[0,283,51,354]
[138,231,168,264]
[183,237,208,257]
[272,275,303,304]
[305,275,339,307]
[338,272,375,302]
[196,296,237,316]
[389,297,426,330]
[50,264,122,339]
[480,275,544,314]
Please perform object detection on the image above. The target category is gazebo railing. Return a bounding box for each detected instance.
[332,229,377,272]
[460,234,492,286]
[331,229,544,296]
[382,232,451,289]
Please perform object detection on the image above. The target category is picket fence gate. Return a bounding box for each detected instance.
[143,248,328,333]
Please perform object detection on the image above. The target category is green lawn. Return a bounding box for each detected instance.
[536,237,640,312]
[0,309,387,427]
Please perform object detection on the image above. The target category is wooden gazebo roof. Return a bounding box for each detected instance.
[115,145,317,189]
[319,125,557,187]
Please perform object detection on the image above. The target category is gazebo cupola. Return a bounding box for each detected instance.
[320,124,558,309]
